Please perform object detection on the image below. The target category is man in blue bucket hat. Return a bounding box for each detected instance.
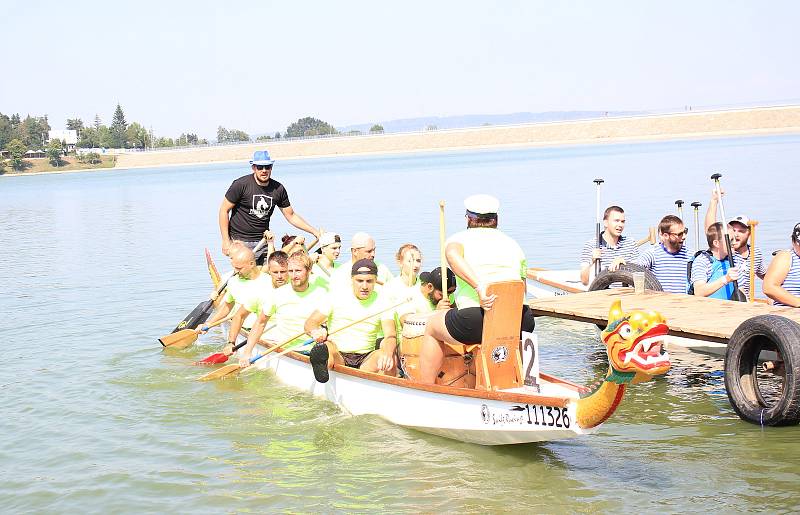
[219,149,320,264]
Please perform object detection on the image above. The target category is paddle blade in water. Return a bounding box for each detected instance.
[198,363,241,381]
[195,352,230,365]
[171,299,213,333]
[159,328,199,348]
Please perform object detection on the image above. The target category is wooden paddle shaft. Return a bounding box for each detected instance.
[593,179,604,277]
[439,201,447,295]
[749,220,759,302]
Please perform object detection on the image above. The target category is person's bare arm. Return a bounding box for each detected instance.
[304,310,329,341]
[704,189,721,230]
[763,251,798,306]
[197,301,234,333]
[280,205,320,238]
[219,198,235,255]
[374,319,398,372]
[239,312,271,366]
[692,266,739,297]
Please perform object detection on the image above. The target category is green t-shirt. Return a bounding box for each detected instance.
[261,281,328,347]
[446,228,527,309]
[315,288,394,354]
[223,272,272,314]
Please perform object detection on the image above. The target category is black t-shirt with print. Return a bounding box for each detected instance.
[224,174,291,241]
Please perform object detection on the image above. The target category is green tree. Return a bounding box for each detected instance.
[78,127,99,148]
[97,126,113,148]
[85,152,102,164]
[110,104,127,148]
[47,138,65,166]
[7,138,28,171]
[15,115,50,149]
[217,126,229,143]
[155,137,174,148]
[125,122,149,149]
[66,118,84,133]
[285,117,337,138]
[274,132,281,139]
[93,114,101,129]
[369,124,384,134]
[0,113,12,150]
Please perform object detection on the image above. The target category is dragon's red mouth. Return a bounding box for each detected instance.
[616,323,671,370]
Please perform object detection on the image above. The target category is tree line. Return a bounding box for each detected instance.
[1,105,387,172]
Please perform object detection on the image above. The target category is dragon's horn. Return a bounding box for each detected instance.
[608,300,624,325]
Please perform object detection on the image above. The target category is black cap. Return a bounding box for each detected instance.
[351,258,378,276]
[421,266,457,291]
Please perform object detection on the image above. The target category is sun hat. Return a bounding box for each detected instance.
[318,232,341,248]
[250,150,275,166]
[728,215,750,229]
[464,194,499,217]
[351,258,378,276]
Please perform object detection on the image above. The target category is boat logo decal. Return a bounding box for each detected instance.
[480,404,490,424]
[177,321,187,329]
[491,345,508,364]
[250,195,273,219]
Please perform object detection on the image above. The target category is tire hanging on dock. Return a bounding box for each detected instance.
[724,315,800,426]
[588,263,663,292]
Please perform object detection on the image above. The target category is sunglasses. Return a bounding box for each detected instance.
[666,228,689,237]
[255,164,272,171]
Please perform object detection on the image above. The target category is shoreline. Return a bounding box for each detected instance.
[3,106,800,178]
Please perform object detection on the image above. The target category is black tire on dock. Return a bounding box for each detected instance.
[724,315,800,426]
[588,263,663,292]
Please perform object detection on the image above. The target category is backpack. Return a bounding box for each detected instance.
[686,250,712,295]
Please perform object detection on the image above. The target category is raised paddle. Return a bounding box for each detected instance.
[593,178,604,277]
[199,297,411,381]
[168,273,235,334]
[439,201,448,296]
[691,201,702,254]
[748,219,759,302]
[160,313,235,349]
[711,173,747,302]
[675,199,684,221]
[194,324,276,365]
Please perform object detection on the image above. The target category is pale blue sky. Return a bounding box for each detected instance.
[2,1,798,139]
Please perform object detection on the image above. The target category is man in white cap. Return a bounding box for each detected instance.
[329,232,393,292]
[219,149,320,264]
[416,194,534,385]
[703,189,765,296]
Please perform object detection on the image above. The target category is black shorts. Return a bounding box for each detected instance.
[340,351,372,369]
[444,306,535,344]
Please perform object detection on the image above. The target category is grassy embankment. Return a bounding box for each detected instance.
[0,155,116,175]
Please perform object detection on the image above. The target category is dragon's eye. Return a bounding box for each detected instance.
[619,323,632,339]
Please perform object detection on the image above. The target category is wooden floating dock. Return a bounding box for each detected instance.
[529,288,800,343]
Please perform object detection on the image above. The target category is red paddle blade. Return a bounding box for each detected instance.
[194,353,230,365]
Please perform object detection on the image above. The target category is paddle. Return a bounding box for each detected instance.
[199,297,411,381]
[160,313,234,349]
[439,201,448,295]
[748,219,759,302]
[593,178,604,277]
[194,324,276,365]
[691,201,702,254]
[711,173,747,302]
[675,199,684,221]
[167,273,236,336]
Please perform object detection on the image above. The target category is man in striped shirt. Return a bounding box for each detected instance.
[580,205,640,285]
[635,215,689,294]
[704,190,766,297]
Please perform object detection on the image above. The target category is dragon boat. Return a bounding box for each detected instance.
[203,252,671,445]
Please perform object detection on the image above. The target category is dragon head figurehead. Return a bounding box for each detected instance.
[601,300,671,384]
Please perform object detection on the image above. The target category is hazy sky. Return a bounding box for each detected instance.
[2,1,798,139]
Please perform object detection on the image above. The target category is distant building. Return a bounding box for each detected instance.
[48,129,79,151]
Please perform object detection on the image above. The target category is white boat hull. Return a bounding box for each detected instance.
[249,345,591,445]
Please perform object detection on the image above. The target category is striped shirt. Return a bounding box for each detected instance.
[580,233,640,271]
[690,251,746,299]
[774,250,800,307]
[635,243,689,294]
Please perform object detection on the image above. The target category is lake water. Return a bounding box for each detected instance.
[1,134,799,512]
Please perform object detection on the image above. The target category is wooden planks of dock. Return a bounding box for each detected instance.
[529,288,800,343]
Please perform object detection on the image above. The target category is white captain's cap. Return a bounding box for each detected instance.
[464,194,499,216]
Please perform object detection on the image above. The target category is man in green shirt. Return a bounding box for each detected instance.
[416,194,535,385]
[238,253,328,367]
[304,259,398,382]
[197,242,272,354]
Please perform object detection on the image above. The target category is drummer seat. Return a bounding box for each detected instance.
[469,280,526,391]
